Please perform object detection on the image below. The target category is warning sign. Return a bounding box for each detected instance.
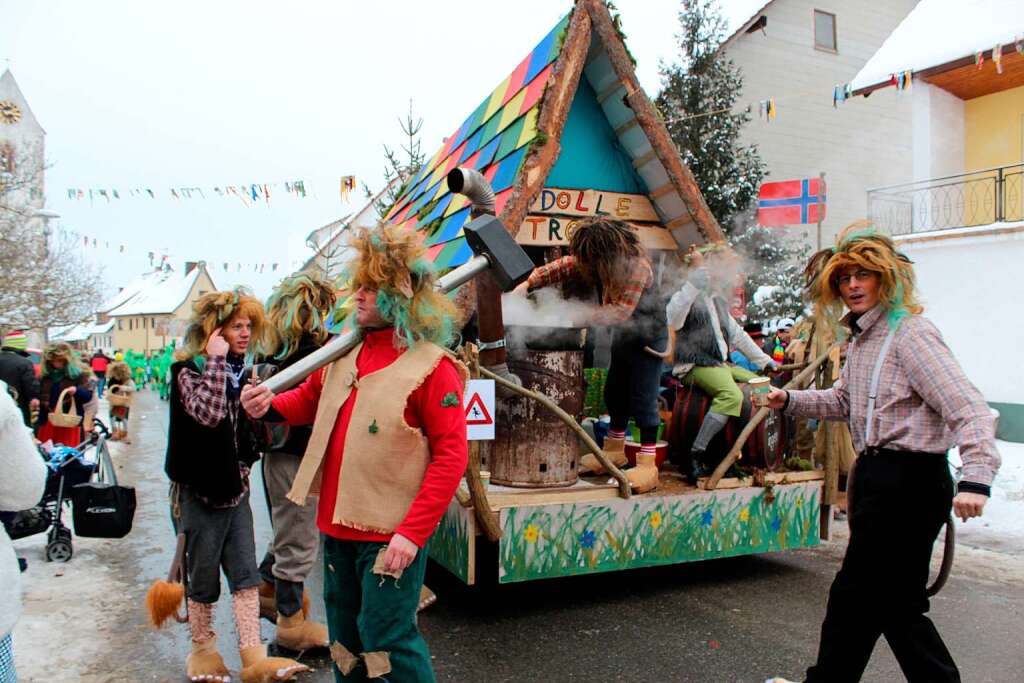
[464,379,495,441]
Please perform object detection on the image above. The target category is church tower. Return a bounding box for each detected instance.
[0,69,46,210]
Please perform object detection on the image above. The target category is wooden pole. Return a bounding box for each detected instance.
[460,345,503,542]
[479,366,632,499]
[705,347,834,490]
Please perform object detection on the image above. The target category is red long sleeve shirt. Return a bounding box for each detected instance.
[270,328,468,547]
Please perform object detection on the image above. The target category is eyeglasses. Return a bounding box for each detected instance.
[836,270,875,286]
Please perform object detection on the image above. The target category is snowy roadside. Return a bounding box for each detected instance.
[950,440,1024,556]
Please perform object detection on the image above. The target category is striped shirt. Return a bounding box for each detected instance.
[526,255,653,325]
[786,305,1000,489]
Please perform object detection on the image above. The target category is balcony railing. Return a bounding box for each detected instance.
[867,163,1024,235]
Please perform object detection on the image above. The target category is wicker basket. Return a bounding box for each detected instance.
[48,387,83,429]
[108,386,132,407]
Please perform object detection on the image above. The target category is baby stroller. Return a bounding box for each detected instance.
[3,420,111,561]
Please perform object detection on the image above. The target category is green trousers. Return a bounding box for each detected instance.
[323,536,435,682]
[683,365,759,417]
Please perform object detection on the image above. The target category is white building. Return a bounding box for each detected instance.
[721,0,920,247]
[848,0,1024,441]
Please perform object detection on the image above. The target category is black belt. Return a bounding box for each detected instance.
[861,446,947,459]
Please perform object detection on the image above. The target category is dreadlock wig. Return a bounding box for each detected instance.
[107,361,132,384]
[348,222,458,348]
[568,217,643,299]
[818,221,922,328]
[175,288,269,364]
[41,342,88,379]
[265,271,338,360]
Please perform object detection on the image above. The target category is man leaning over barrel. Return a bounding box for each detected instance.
[763,226,999,683]
[241,223,468,683]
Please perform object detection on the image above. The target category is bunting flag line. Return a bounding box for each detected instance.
[58,227,284,274]
[64,177,332,205]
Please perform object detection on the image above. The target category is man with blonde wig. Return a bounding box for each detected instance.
[764,226,1000,683]
[241,223,468,682]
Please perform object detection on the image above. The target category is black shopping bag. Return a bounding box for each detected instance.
[71,443,136,539]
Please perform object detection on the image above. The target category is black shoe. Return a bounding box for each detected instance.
[18,557,28,572]
[682,449,705,485]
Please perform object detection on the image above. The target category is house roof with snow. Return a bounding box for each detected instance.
[850,0,1024,98]
[104,263,213,317]
[50,319,114,344]
[380,0,722,270]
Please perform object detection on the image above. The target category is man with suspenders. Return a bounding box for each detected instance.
[763,229,999,683]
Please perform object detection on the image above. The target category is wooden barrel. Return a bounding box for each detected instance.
[483,348,584,488]
[665,381,787,472]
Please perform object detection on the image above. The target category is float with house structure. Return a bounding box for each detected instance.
[359,0,839,586]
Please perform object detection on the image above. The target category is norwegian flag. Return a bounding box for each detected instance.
[757,178,826,226]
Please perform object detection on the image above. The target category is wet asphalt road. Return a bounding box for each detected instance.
[89,391,1024,682]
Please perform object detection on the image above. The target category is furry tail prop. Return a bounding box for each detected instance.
[146,532,188,628]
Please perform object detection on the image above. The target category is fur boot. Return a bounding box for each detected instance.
[186,636,230,682]
[580,436,627,474]
[625,452,659,493]
[275,611,329,652]
[239,644,308,683]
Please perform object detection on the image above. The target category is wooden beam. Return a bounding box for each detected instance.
[583,0,725,243]
[504,8,593,239]
[614,118,639,137]
[648,181,675,200]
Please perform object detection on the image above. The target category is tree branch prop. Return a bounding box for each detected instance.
[459,345,503,542]
[705,347,834,490]
[478,365,632,499]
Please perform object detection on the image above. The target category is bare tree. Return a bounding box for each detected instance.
[0,144,104,333]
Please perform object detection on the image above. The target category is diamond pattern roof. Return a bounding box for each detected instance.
[383,14,570,270]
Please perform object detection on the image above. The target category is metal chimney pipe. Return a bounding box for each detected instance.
[446,167,521,395]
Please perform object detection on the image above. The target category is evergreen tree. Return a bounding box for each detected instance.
[370,99,425,220]
[657,0,806,321]
[656,0,764,232]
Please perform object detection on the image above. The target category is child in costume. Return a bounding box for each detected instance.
[36,343,94,447]
[162,289,307,683]
[105,361,135,442]
[255,272,336,651]
[241,223,469,682]
[512,216,668,493]
[666,245,779,484]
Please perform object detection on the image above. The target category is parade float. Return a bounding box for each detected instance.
[272,0,840,587]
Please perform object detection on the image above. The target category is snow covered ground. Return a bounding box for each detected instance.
[950,440,1024,556]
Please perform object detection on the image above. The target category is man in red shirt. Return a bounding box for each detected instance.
[242,224,468,682]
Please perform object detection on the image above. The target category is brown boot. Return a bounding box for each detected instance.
[239,644,308,683]
[121,429,132,444]
[275,610,329,652]
[109,429,122,442]
[625,452,659,493]
[580,436,627,474]
[186,636,230,682]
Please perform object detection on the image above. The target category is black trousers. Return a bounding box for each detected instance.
[604,331,666,440]
[806,449,958,682]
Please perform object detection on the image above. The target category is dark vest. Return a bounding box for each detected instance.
[265,337,322,456]
[675,293,733,367]
[165,360,257,504]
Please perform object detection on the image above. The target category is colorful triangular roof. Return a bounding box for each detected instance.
[383,0,722,271]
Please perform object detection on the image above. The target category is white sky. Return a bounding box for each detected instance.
[1,0,759,299]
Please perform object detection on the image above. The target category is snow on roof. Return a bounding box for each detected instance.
[850,0,1024,92]
[720,0,775,46]
[107,265,208,316]
[98,270,160,313]
[49,318,114,343]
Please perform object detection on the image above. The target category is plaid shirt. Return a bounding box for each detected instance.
[526,255,653,325]
[177,355,250,507]
[786,305,1000,489]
